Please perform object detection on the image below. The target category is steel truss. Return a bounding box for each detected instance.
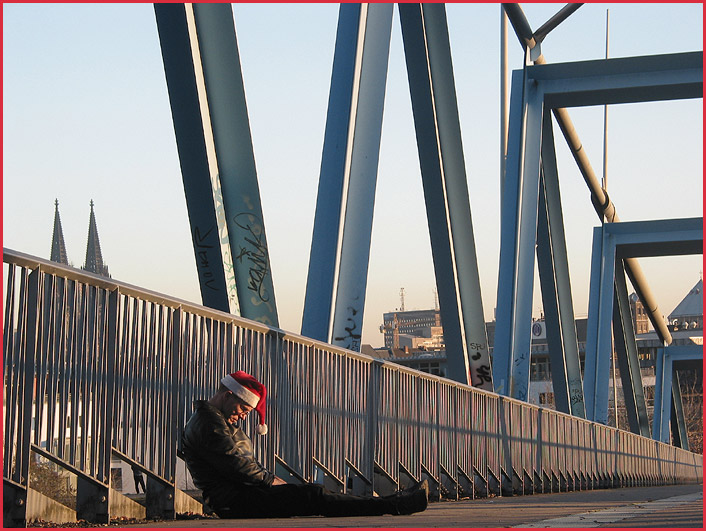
[493,46,702,416]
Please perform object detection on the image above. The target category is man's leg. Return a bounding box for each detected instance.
[209,482,426,518]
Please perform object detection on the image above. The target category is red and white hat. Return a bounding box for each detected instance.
[221,371,268,435]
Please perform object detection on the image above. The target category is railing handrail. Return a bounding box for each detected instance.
[2,247,508,399]
[4,247,701,423]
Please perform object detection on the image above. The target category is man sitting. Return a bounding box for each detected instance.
[182,370,429,518]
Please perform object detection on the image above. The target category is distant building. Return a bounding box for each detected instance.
[375,279,702,412]
[629,292,650,335]
[50,199,69,265]
[380,309,441,349]
[82,200,110,277]
[49,199,111,278]
[667,278,702,331]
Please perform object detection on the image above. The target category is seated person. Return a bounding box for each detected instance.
[182,371,428,518]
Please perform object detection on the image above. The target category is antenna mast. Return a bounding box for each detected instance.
[400,287,405,312]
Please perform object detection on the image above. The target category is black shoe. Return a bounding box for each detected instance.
[413,479,430,500]
[391,479,429,498]
[392,488,428,515]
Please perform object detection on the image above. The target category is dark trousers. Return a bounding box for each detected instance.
[207,483,398,518]
[134,474,146,494]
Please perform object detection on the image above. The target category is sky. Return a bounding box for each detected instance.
[3,3,703,348]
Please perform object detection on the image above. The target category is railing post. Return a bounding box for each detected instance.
[76,478,109,524]
[145,477,175,520]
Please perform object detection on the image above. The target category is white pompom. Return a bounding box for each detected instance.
[256,423,268,435]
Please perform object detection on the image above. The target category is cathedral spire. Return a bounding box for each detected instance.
[50,199,69,265]
[83,200,110,277]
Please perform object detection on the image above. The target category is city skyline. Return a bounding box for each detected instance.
[3,3,703,347]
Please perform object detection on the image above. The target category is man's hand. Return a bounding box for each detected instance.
[272,476,287,486]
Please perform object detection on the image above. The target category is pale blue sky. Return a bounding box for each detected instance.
[3,3,703,347]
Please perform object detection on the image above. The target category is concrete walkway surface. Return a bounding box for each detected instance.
[123,483,704,528]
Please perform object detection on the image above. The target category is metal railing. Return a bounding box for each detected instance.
[3,248,702,525]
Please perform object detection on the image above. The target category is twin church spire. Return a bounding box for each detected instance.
[50,199,110,278]
[50,199,69,265]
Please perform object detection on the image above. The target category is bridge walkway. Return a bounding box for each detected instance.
[131,484,702,528]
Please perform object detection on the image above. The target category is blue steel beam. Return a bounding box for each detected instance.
[583,228,605,422]
[154,4,237,314]
[526,52,703,109]
[191,3,278,326]
[301,4,393,350]
[497,44,701,406]
[584,218,702,424]
[669,367,690,451]
[653,345,702,445]
[492,69,524,395]
[399,3,491,389]
[582,226,617,424]
[535,113,584,417]
[493,63,543,399]
[612,261,649,437]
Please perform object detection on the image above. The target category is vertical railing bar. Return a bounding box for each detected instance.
[114,294,128,453]
[55,277,68,461]
[30,270,43,449]
[154,304,164,477]
[44,275,59,456]
[139,300,149,468]
[128,297,140,458]
[91,286,104,479]
[65,279,78,466]
[168,306,181,481]
[76,284,89,473]
[3,263,18,480]
[33,272,50,450]
[96,286,108,482]
[145,301,156,470]
[87,285,100,478]
[19,269,42,488]
[55,275,69,460]
[80,284,92,475]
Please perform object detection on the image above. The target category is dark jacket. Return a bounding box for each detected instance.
[182,400,274,499]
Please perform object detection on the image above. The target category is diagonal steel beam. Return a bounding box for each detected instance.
[612,260,650,437]
[301,3,393,350]
[154,4,238,315]
[533,4,583,43]
[399,3,492,388]
[536,113,585,417]
[190,3,279,326]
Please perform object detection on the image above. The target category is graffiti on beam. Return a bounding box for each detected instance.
[334,304,362,352]
[193,225,219,291]
[233,212,273,306]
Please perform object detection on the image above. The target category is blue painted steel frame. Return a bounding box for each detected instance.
[612,260,649,436]
[399,3,491,388]
[154,4,236,314]
[584,217,703,424]
[495,51,702,406]
[535,114,584,417]
[653,345,703,446]
[301,4,393,350]
[191,3,279,326]
[494,66,543,400]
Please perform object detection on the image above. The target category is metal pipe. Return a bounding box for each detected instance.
[533,4,583,43]
[503,3,672,345]
[501,6,509,194]
[502,3,536,50]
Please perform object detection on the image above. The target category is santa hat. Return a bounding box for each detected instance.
[221,371,268,435]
